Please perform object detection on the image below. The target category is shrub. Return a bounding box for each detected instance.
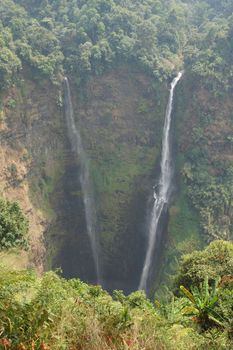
[175,240,233,290]
[0,198,29,249]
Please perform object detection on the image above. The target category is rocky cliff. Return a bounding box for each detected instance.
[0,74,65,271]
[1,66,232,293]
[0,66,167,291]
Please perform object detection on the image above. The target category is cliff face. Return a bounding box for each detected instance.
[162,75,233,287]
[175,76,233,242]
[0,76,66,271]
[54,66,169,291]
[0,66,168,291]
[1,66,232,292]
[71,66,168,291]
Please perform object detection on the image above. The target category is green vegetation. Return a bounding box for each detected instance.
[0,240,232,349]
[161,181,203,289]
[180,276,225,330]
[175,240,233,289]
[180,112,233,241]
[0,0,231,90]
[0,197,28,249]
[173,75,233,243]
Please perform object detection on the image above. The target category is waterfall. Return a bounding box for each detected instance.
[139,72,183,291]
[63,77,101,283]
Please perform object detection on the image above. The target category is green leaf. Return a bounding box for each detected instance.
[180,286,195,304]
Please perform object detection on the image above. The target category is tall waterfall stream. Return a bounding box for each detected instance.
[64,77,101,283]
[139,72,183,291]
[63,73,182,291]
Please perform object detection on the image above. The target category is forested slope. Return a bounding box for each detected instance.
[0,0,232,89]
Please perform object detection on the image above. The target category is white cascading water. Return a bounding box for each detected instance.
[139,72,183,291]
[63,77,101,283]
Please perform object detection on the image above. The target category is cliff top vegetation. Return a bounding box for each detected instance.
[0,0,233,90]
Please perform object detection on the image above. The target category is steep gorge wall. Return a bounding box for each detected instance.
[1,67,232,292]
[174,75,233,242]
[161,74,233,288]
[70,66,168,291]
[0,76,66,270]
[0,66,168,292]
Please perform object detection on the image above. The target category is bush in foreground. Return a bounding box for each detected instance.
[0,241,232,349]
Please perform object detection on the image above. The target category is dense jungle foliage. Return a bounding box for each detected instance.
[0,0,232,89]
[0,240,232,349]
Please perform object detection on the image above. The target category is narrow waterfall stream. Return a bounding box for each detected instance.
[139,72,183,291]
[63,77,101,283]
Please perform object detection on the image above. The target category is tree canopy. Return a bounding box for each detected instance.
[0,0,232,89]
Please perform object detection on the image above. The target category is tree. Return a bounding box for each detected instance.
[0,198,29,249]
[0,47,21,89]
[175,240,233,290]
